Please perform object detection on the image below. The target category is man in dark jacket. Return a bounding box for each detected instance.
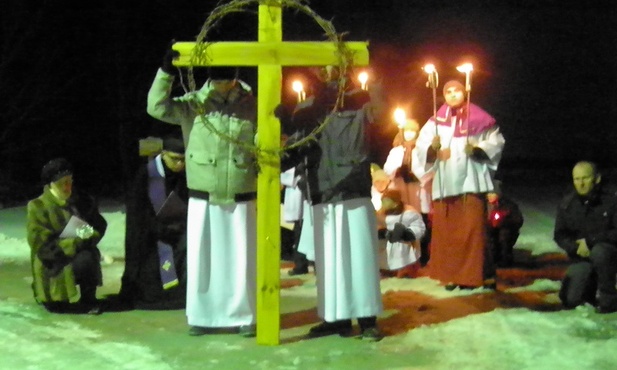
[554,161,617,314]
[119,136,188,310]
[27,158,107,314]
[282,66,385,341]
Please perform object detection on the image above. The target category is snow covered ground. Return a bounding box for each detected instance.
[1,188,616,370]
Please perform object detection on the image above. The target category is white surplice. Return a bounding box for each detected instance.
[185,197,257,327]
[312,198,383,321]
[381,209,425,270]
[297,200,315,261]
[413,112,505,200]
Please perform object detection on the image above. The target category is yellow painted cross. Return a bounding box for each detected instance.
[172,1,368,345]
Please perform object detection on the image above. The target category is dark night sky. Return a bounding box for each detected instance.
[1,0,616,202]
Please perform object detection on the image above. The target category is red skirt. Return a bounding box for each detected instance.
[428,194,488,287]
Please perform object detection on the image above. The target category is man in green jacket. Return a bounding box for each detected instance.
[147,47,258,336]
[26,158,107,314]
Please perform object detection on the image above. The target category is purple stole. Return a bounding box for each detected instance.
[434,103,496,137]
[147,159,179,290]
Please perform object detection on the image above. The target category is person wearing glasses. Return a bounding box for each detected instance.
[120,135,188,310]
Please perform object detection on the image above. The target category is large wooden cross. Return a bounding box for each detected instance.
[173,1,368,345]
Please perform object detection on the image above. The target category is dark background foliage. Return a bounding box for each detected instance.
[1,0,615,204]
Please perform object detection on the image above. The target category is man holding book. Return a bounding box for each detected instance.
[120,136,188,310]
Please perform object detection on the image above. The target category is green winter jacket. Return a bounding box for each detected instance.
[147,69,257,204]
[26,186,106,303]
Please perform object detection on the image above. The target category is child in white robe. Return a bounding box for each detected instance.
[377,189,426,278]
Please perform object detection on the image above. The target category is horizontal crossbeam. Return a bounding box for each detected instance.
[172,41,369,67]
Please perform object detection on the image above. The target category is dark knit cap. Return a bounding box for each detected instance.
[208,67,238,80]
[162,136,185,154]
[41,158,73,184]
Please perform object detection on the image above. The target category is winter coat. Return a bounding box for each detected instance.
[554,187,617,259]
[26,186,107,303]
[486,195,524,264]
[289,84,375,204]
[147,69,257,204]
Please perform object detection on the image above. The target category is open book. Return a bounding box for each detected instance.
[156,190,188,224]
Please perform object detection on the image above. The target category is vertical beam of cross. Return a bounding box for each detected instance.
[255,3,282,346]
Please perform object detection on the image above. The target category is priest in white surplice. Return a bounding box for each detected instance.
[413,80,505,290]
[147,49,258,337]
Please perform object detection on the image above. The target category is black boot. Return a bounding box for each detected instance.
[357,316,383,341]
[308,319,352,337]
[79,285,102,315]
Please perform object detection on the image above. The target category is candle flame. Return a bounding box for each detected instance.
[456,63,474,73]
[394,108,406,128]
[292,80,304,93]
[423,64,436,74]
[358,71,368,84]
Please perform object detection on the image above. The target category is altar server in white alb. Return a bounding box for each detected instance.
[290,66,385,341]
[413,80,505,290]
[147,46,258,337]
[377,189,426,278]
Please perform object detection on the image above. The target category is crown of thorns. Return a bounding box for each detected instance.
[180,0,359,160]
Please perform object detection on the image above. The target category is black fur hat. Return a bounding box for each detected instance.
[41,158,73,184]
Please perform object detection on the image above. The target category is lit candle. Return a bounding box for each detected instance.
[456,63,474,143]
[358,71,369,91]
[422,64,438,89]
[292,80,305,103]
[423,64,436,74]
[423,64,439,135]
[393,108,406,129]
[456,63,473,92]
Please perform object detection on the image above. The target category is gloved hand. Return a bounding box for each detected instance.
[386,222,416,243]
[161,40,180,76]
[470,146,489,161]
[386,222,407,243]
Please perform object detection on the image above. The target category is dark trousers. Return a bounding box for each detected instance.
[292,220,310,272]
[487,227,519,268]
[72,248,102,303]
[42,248,101,313]
[559,242,617,308]
[419,213,431,266]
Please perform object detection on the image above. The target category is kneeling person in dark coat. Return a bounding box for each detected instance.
[554,161,617,314]
[27,158,107,314]
[486,181,524,268]
[120,136,188,309]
